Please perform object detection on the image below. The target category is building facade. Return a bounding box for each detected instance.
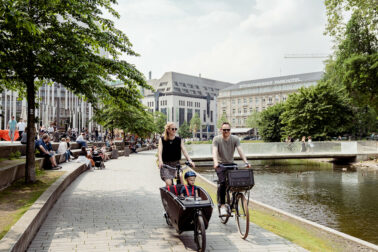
[142,72,232,138]
[0,84,96,132]
[217,72,323,128]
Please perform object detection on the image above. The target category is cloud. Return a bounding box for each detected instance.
[110,0,331,83]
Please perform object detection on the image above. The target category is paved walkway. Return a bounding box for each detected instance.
[27,151,307,252]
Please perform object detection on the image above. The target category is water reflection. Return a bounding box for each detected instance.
[195,160,378,244]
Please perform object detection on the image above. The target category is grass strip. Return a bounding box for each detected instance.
[196,178,341,252]
[0,169,65,240]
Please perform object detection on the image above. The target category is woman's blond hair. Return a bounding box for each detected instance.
[163,122,175,141]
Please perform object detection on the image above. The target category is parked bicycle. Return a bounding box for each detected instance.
[216,163,255,239]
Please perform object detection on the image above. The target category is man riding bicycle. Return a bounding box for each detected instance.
[212,122,251,216]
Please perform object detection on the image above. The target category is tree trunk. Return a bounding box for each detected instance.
[25,79,36,183]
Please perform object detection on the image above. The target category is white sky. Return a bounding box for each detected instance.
[108,0,332,83]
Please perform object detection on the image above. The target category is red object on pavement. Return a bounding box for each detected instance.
[0,130,20,141]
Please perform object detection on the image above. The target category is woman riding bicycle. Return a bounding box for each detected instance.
[158,122,195,186]
[212,122,250,216]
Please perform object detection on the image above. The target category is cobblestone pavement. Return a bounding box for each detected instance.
[27,151,307,252]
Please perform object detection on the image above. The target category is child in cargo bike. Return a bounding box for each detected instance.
[180,171,199,198]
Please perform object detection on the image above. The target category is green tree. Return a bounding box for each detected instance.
[0,0,149,183]
[246,111,260,136]
[154,111,167,135]
[324,0,377,40]
[335,11,378,112]
[258,103,285,142]
[190,112,201,139]
[281,82,354,140]
[217,112,228,129]
[178,121,191,139]
[93,104,155,138]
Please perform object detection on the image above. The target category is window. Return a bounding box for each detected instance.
[232,99,235,105]
[243,98,247,104]
[166,87,171,91]
[283,96,287,101]
[232,118,236,124]
[238,118,241,125]
[255,97,259,103]
[275,95,279,101]
[232,109,236,114]
[174,82,178,86]
[249,97,252,103]
[182,89,189,93]
[174,87,181,92]
[197,91,202,95]
[222,109,226,114]
[159,82,168,87]
[195,85,199,89]
[203,110,206,122]
[191,90,196,94]
[268,97,273,103]
[204,87,208,90]
[238,109,241,114]
[238,99,241,104]
[262,97,265,102]
[181,83,186,87]
[211,111,213,122]
[243,108,247,114]
[187,109,193,122]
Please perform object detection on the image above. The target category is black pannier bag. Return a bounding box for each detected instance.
[226,169,255,191]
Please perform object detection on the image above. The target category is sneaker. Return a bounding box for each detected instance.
[220,206,228,216]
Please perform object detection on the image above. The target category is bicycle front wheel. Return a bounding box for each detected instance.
[194,214,206,252]
[235,193,249,239]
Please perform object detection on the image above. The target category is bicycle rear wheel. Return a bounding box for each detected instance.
[235,193,249,239]
[194,214,206,252]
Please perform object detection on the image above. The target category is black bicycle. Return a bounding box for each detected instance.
[216,163,255,239]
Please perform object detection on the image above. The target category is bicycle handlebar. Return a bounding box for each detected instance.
[162,161,192,171]
[217,163,250,169]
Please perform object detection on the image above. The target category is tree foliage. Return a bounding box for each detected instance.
[334,11,378,112]
[178,121,191,139]
[246,111,260,135]
[189,112,201,137]
[216,112,228,129]
[258,103,285,142]
[92,105,155,138]
[281,82,354,140]
[0,0,150,182]
[154,111,167,135]
[324,0,377,40]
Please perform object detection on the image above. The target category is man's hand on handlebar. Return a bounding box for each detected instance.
[245,162,251,168]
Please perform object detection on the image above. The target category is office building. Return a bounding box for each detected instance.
[142,72,233,138]
[217,72,324,128]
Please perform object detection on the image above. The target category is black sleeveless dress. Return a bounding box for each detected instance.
[160,136,182,181]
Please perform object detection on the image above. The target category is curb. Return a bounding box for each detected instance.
[0,163,88,252]
[192,168,378,252]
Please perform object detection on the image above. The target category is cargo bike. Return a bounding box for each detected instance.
[159,162,214,252]
[216,163,255,239]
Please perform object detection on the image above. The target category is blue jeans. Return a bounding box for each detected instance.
[65,151,70,161]
[77,140,87,148]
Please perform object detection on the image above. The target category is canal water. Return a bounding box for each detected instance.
[194,160,378,244]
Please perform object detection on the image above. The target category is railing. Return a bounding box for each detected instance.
[184,141,378,158]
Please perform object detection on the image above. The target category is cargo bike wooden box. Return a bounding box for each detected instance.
[160,184,214,252]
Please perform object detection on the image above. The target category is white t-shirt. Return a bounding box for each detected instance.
[48,126,54,133]
[17,122,26,131]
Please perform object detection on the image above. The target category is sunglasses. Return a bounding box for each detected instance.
[222,129,231,132]
[170,128,178,131]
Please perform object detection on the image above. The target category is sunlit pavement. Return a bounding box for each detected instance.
[27,151,307,251]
